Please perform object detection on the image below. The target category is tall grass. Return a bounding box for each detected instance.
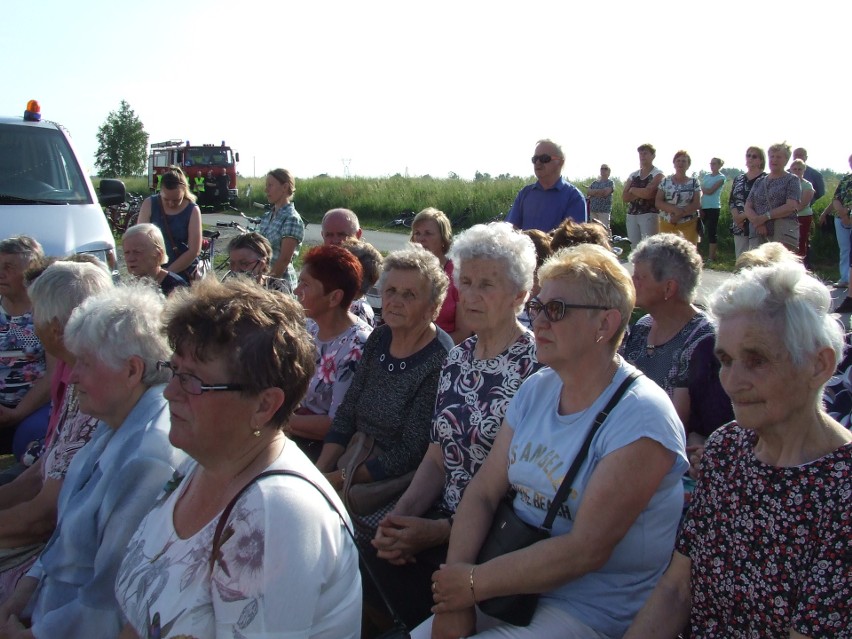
[98,174,843,277]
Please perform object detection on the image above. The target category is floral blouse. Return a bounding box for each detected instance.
[300,320,372,418]
[678,423,851,638]
[0,306,46,407]
[431,331,540,512]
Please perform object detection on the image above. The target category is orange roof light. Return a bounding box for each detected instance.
[24,99,41,122]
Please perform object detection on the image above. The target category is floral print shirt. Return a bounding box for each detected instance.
[729,171,766,236]
[0,306,46,407]
[115,445,362,639]
[678,423,852,638]
[431,330,540,513]
[300,320,372,418]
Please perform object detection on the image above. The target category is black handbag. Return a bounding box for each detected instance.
[212,469,411,638]
[474,371,640,626]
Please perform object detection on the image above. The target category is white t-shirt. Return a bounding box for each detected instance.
[115,442,361,639]
[504,358,688,638]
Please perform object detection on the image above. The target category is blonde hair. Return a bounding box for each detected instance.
[160,166,197,203]
[735,242,801,272]
[411,207,453,254]
[538,244,635,345]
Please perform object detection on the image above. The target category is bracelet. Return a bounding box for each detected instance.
[765,212,772,221]
[469,566,477,604]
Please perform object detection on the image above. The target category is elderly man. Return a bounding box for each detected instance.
[322,208,362,245]
[506,139,587,232]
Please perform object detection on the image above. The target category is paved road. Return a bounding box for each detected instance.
[201,211,850,317]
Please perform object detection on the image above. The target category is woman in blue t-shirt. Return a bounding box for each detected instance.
[415,244,688,639]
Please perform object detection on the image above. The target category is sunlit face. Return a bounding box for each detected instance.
[322,214,360,246]
[123,233,162,278]
[638,149,655,167]
[710,159,721,172]
[160,186,185,209]
[457,258,523,335]
[745,149,763,171]
[600,167,611,178]
[411,220,445,259]
[228,247,266,281]
[789,164,806,178]
[631,260,667,310]
[531,278,600,370]
[164,349,259,459]
[32,311,61,357]
[768,150,790,174]
[532,142,564,184]
[381,268,436,332]
[673,154,691,173]
[0,253,28,298]
[715,314,814,433]
[264,175,290,205]
[294,267,333,319]
[70,351,133,428]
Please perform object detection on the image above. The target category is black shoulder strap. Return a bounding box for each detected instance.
[210,468,410,636]
[541,370,641,531]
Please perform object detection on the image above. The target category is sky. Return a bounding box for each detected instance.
[3,0,851,183]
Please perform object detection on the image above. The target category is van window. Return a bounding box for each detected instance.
[0,124,91,204]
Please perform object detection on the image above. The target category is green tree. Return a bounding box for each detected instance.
[95,100,149,177]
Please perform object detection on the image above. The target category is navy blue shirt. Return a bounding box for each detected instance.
[506,176,587,232]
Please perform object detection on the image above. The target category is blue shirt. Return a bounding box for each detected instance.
[506,177,587,231]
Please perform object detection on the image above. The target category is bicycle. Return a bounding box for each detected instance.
[104,192,143,236]
[196,229,221,280]
[382,210,416,229]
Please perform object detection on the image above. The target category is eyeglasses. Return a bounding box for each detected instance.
[228,259,261,273]
[157,360,246,396]
[531,154,554,164]
[525,297,609,323]
[746,154,760,160]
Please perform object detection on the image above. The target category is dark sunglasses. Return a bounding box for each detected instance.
[746,153,760,160]
[531,154,554,164]
[525,297,609,323]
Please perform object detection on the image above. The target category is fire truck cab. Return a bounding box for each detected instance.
[148,140,239,210]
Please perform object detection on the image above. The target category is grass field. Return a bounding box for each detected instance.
[103,174,843,279]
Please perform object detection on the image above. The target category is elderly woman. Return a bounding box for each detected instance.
[0,237,51,462]
[414,244,688,639]
[224,231,289,292]
[655,151,702,245]
[744,142,802,251]
[122,224,188,295]
[0,283,185,638]
[368,223,540,629]
[625,261,852,639]
[113,278,361,638]
[136,166,202,282]
[622,234,714,397]
[411,207,472,344]
[341,238,383,328]
[291,245,372,461]
[258,168,304,292]
[0,262,111,599]
[729,146,767,258]
[316,244,454,537]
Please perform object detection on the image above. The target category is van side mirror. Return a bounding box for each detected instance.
[235,152,240,163]
[98,179,126,206]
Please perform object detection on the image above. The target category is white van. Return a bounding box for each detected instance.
[0,102,119,266]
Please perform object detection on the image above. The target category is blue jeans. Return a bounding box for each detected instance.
[836,216,851,283]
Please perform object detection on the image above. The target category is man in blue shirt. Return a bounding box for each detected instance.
[506,139,587,232]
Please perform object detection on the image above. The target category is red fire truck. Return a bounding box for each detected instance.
[147,140,240,209]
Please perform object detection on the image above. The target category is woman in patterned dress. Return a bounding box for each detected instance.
[728,146,767,259]
[367,223,540,629]
[744,142,801,251]
[291,244,372,462]
[114,278,361,639]
[0,236,50,461]
[655,150,702,245]
[626,260,852,639]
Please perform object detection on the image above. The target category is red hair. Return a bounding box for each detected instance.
[302,245,363,309]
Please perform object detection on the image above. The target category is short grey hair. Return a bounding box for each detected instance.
[378,243,449,312]
[449,222,535,311]
[629,233,702,303]
[0,235,44,267]
[28,262,114,327]
[124,223,168,266]
[536,138,564,159]
[709,261,843,368]
[64,282,171,386]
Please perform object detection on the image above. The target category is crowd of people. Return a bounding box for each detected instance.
[0,140,848,639]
